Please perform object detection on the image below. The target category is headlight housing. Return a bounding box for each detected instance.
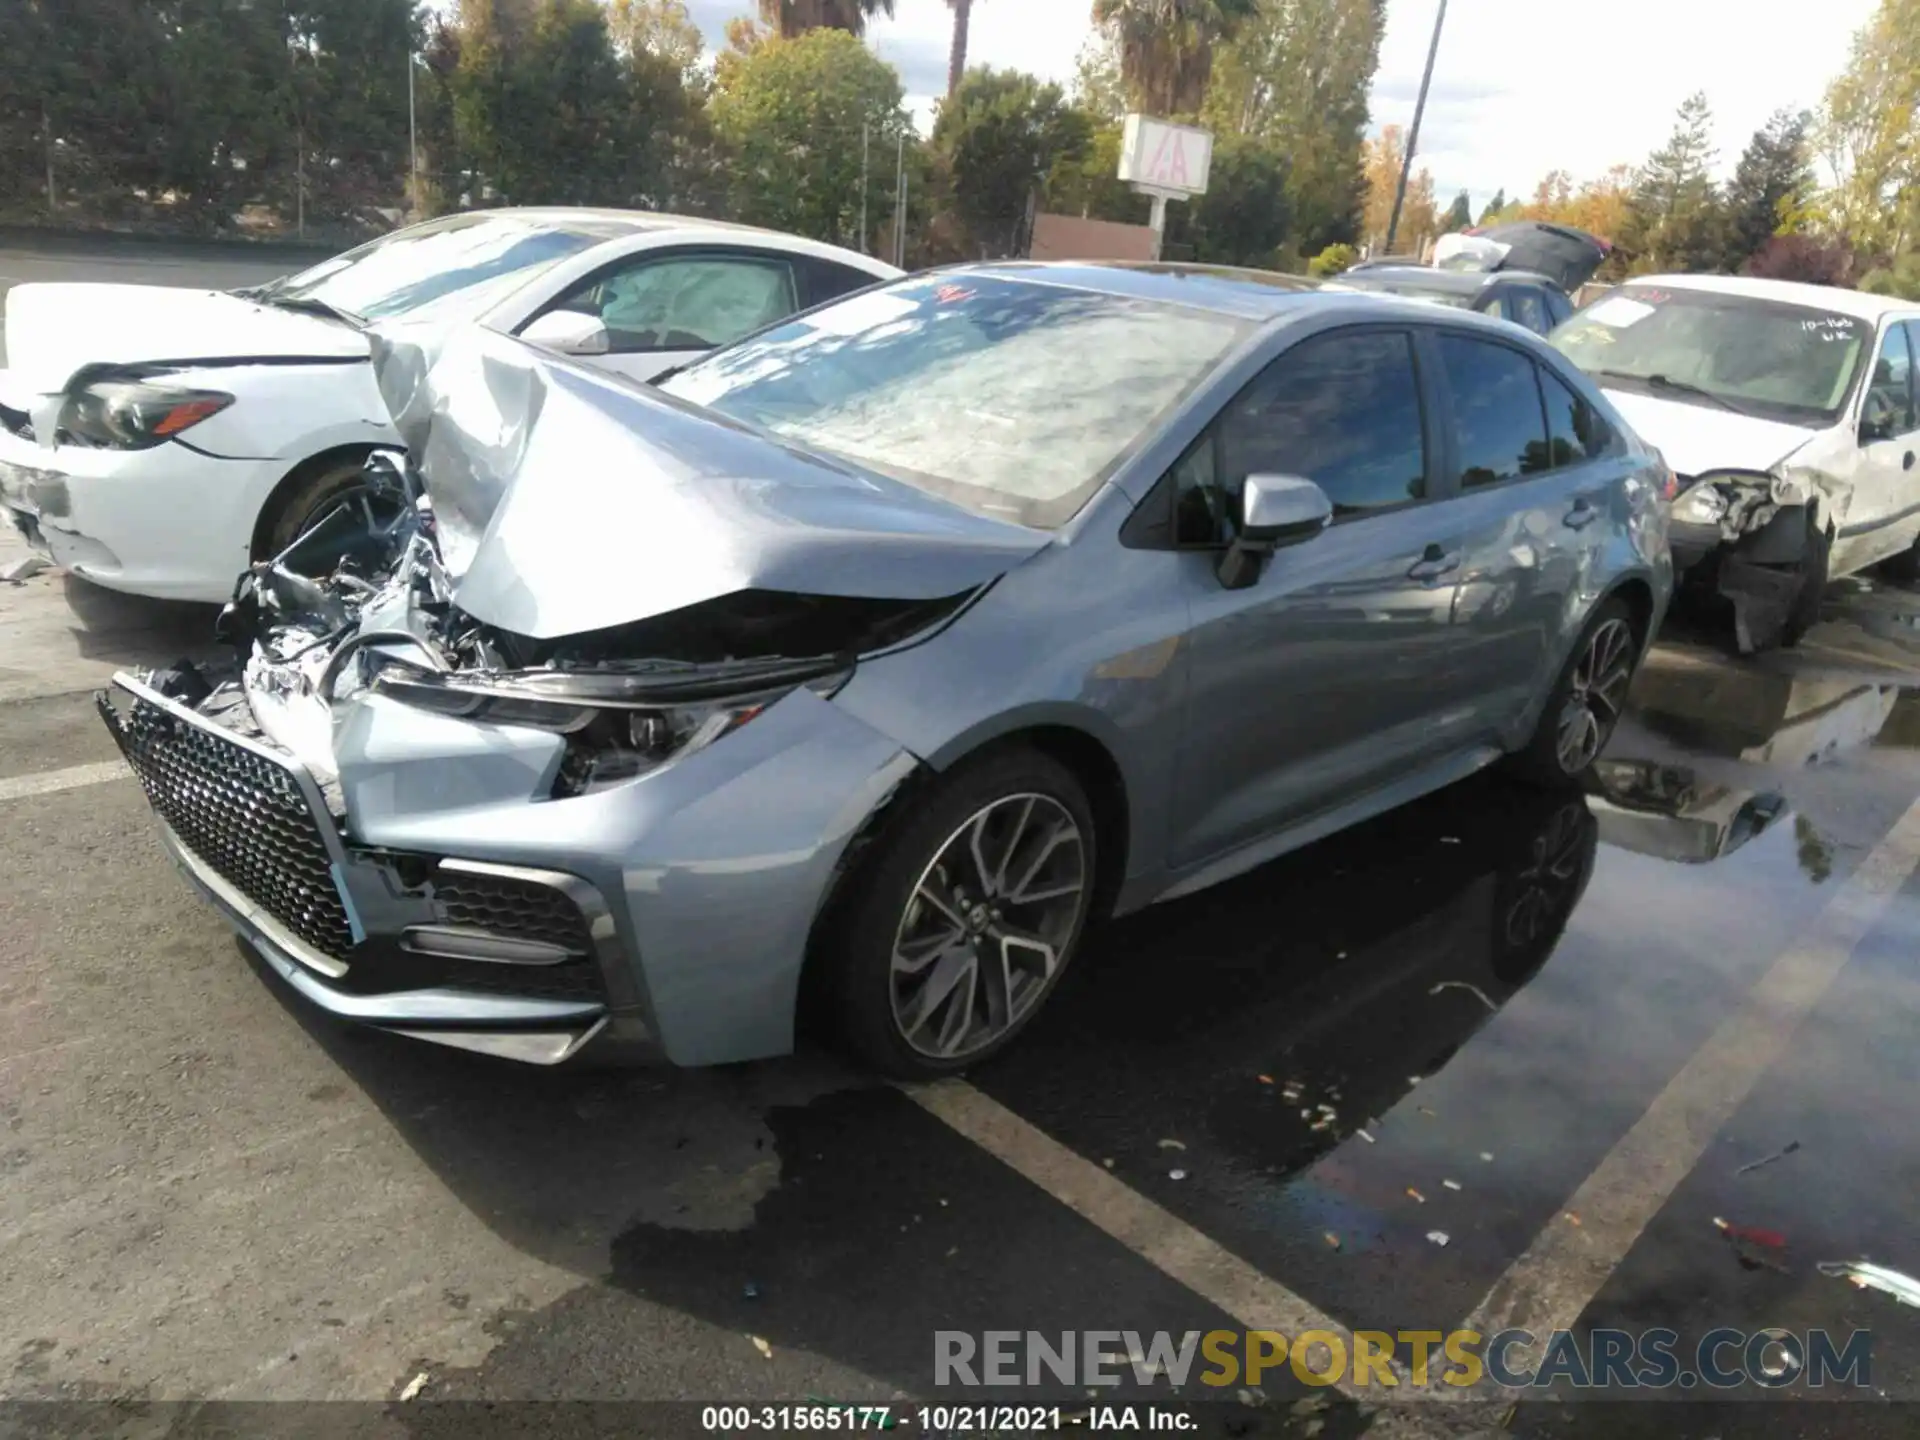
[57,380,234,449]
[368,655,853,796]
[1671,481,1729,527]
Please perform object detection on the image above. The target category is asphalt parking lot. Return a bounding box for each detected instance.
[9,245,1920,1438]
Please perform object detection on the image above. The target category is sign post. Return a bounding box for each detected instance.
[1117,115,1212,261]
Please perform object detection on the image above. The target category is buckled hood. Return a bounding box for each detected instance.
[370,325,1050,640]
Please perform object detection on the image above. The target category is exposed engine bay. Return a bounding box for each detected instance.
[158,449,970,808]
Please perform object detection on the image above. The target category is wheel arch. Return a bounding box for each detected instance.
[247,443,380,560]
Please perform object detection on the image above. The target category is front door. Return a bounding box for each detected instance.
[1836,319,1920,572]
[1168,326,1484,873]
[520,250,807,385]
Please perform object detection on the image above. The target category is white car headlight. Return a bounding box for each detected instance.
[57,380,234,450]
[1671,482,1729,526]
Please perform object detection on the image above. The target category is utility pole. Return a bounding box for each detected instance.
[408,49,419,217]
[892,129,907,268]
[859,123,869,254]
[42,103,55,215]
[1385,0,1447,256]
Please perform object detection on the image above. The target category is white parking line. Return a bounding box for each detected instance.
[0,759,129,803]
[1465,789,1920,1343]
[904,1078,1405,1398]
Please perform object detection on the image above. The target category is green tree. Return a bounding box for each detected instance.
[1819,0,1920,257]
[757,0,895,39]
[1090,0,1259,118]
[1476,188,1505,225]
[1043,117,1149,223]
[1725,109,1813,269]
[1441,189,1472,231]
[1070,32,1128,122]
[1306,240,1354,274]
[608,0,704,79]
[1620,91,1727,274]
[934,68,1090,256]
[1166,131,1289,265]
[1202,0,1382,255]
[710,28,912,247]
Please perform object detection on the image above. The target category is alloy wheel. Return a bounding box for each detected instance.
[1554,618,1635,774]
[1503,801,1590,949]
[889,793,1089,1061]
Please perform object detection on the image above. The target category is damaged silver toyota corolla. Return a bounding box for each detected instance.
[99,264,1668,1075]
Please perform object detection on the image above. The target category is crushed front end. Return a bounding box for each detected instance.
[1666,464,1833,653]
[99,449,943,1067]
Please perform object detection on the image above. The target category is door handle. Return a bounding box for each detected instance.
[1564,497,1601,529]
[1407,544,1461,581]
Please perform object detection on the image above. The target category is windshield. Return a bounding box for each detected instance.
[1550,285,1869,425]
[660,274,1253,529]
[272,215,612,322]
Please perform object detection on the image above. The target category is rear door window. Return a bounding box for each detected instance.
[1507,288,1550,334]
[1436,333,1550,487]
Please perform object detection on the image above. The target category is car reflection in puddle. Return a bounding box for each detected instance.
[1584,758,1787,865]
[1629,652,1920,767]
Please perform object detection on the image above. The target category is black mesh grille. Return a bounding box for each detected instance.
[433,872,594,955]
[110,694,354,964]
[372,953,608,1002]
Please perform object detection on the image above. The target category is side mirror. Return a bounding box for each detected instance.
[520,309,612,356]
[1217,474,1333,590]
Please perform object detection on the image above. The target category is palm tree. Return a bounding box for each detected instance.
[1088,0,1257,118]
[946,0,975,98]
[758,0,895,39]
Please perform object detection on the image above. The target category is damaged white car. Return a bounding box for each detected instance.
[1551,276,1920,651]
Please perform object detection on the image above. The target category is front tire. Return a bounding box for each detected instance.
[256,454,386,563]
[1506,597,1639,788]
[817,747,1097,1079]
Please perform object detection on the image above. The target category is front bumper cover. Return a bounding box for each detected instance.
[99,670,657,1066]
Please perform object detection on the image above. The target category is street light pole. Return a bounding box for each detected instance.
[1385,0,1446,256]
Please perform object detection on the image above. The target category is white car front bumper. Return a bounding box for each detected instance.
[0,414,279,602]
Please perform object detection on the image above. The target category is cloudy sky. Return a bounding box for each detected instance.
[682,0,1879,212]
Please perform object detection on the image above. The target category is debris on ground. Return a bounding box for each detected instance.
[1817,1260,1920,1307]
[1426,1231,1450,1247]
[1480,1152,1495,1162]
[743,1281,761,1300]
[1430,980,1497,1011]
[1257,1074,1274,1085]
[1102,1158,1114,1169]
[1324,1232,1341,1250]
[1407,1187,1426,1203]
[398,1372,429,1402]
[752,1336,774,1359]
[1157,1138,1187,1151]
[1714,1217,1790,1273]
[1408,1075,1422,1085]
[1439,836,1461,845]
[1443,1179,1462,1191]
[1168,1168,1188,1181]
[1736,1140,1802,1176]
[1564,1212,1582,1227]
[0,555,50,584]
[1356,1129,1375,1144]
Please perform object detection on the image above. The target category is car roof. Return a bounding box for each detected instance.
[1624,273,1918,321]
[441,206,887,253]
[1341,265,1559,294]
[941,260,1329,320]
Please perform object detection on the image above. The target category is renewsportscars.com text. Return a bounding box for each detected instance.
[934,1327,1872,1390]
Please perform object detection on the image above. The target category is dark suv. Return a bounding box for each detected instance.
[1333,264,1573,335]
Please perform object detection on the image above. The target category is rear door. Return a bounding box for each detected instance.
[1428,327,1636,729]
[1165,324,1490,872]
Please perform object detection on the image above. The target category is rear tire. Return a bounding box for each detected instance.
[1504,597,1639,789]
[815,747,1098,1079]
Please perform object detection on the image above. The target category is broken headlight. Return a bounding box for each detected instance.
[367,655,853,796]
[57,380,234,449]
[1671,481,1729,527]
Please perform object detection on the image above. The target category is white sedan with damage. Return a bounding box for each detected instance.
[0,208,898,601]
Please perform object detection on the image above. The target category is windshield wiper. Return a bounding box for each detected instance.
[251,293,363,326]
[1591,368,1751,416]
